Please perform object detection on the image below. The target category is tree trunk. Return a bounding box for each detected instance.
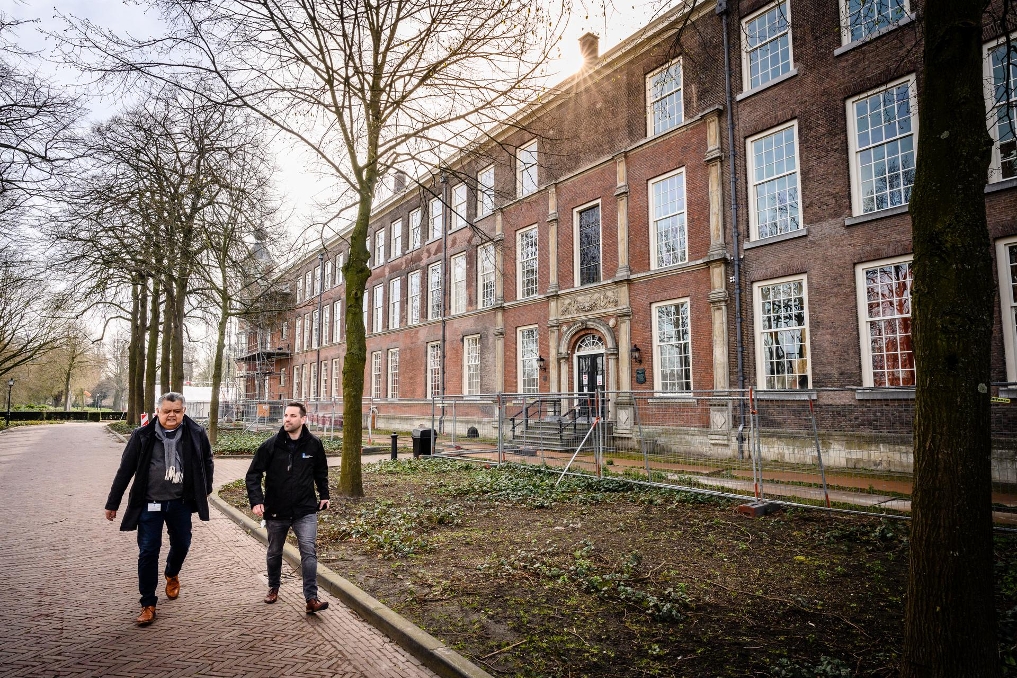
[903,1,999,675]
[208,296,230,445]
[339,184,378,498]
[171,273,188,391]
[161,280,173,396]
[127,280,141,425]
[133,277,148,419]
[63,357,74,412]
[145,278,161,417]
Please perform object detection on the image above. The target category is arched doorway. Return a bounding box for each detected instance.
[573,333,606,418]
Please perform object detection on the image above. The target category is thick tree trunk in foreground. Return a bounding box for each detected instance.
[127,280,141,424]
[160,282,173,395]
[145,278,161,416]
[903,1,999,675]
[133,278,148,418]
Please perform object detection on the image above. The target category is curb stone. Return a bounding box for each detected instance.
[209,491,494,678]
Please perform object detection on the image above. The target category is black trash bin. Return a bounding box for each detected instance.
[411,427,435,458]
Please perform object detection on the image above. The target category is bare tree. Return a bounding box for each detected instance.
[0,253,61,381]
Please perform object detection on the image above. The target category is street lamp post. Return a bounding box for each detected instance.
[5,378,14,428]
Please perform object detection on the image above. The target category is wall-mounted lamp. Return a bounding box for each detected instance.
[630,344,642,364]
[537,355,547,372]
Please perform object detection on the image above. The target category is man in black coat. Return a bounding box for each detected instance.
[104,392,214,626]
[245,401,331,613]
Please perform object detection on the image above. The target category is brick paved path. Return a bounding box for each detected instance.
[0,423,437,678]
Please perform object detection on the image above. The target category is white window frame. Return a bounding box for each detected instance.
[573,199,602,287]
[452,183,468,231]
[295,317,303,353]
[478,243,496,309]
[311,310,319,349]
[846,74,918,217]
[281,321,288,341]
[333,300,342,342]
[517,225,539,299]
[477,165,495,218]
[363,293,368,333]
[296,276,303,303]
[313,267,321,296]
[426,341,442,399]
[279,366,286,387]
[389,277,401,330]
[517,325,540,394]
[371,351,383,400]
[408,270,422,325]
[293,365,300,399]
[305,270,313,299]
[646,58,684,137]
[374,228,386,267]
[651,298,693,393]
[387,349,400,399]
[320,360,328,399]
[463,334,481,396]
[373,283,384,333]
[322,304,330,345]
[428,261,443,320]
[753,274,812,390]
[997,236,1017,383]
[331,358,341,398]
[516,140,538,197]
[302,363,310,400]
[741,1,794,93]
[391,218,403,258]
[985,35,1017,184]
[324,260,333,290]
[303,312,311,351]
[336,254,344,285]
[648,168,689,268]
[854,254,915,388]
[410,208,422,249]
[310,362,318,400]
[429,197,443,242]
[839,0,910,46]
[451,252,467,314]
[746,121,802,241]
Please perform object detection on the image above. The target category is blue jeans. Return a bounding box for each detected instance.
[266,513,319,601]
[137,499,192,607]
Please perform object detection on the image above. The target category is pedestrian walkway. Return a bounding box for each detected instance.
[0,423,437,678]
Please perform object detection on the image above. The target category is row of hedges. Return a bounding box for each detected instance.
[8,410,126,422]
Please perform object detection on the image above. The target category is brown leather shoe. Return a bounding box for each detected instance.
[135,605,156,626]
[305,598,329,614]
[264,587,279,604]
[165,575,180,600]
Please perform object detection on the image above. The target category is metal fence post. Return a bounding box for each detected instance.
[497,393,504,465]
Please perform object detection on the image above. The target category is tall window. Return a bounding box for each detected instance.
[302,363,310,400]
[409,270,422,324]
[387,349,400,399]
[331,358,341,398]
[997,237,1017,382]
[295,317,303,353]
[324,260,333,290]
[647,59,683,136]
[518,226,538,298]
[303,312,311,351]
[652,300,692,392]
[464,334,481,395]
[410,208,422,249]
[755,276,811,389]
[333,300,342,342]
[427,342,442,398]
[322,305,330,345]
[452,183,468,230]
[518,326,540,394]
[391,219,403,257]
[371,351,383,399]
[848,77,917,215]
[313,267,321,296]
[517,140,538,197]
[293,365,300,399]
[477,165,495,218]
[748,123,801,239]
[842,0,908,44]
[320,360,328,399]
[743,1,793,91]
[363,294,368,333]
[451,253,467,314]
[310,363,318,400]
[281,321,288,340]
[576,203,601,286]
[987,38,1017,182]
[336,254,344,284]
[650,170,688,268]
[296,276,303,303]
[374,229,386,266]
[373,284,384,333]
[305,271,313,298]
[478,243,496,308]
[428,262,443,320]
[279,366,286,388]
[389,277,401,330]
[311,310,319,349]
[429,197,443,241]
[856,257,914,387]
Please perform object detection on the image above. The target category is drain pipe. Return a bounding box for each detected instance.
[718,1,746,458]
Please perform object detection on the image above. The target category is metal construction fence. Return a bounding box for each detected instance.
[222,389,1017,522]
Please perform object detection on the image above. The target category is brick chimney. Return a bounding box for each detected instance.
[579,32,599,65]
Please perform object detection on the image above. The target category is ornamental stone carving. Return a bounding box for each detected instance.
[559,290,619,318]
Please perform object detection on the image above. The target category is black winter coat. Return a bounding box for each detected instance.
[105,415,215,531]
[245,425,329,520]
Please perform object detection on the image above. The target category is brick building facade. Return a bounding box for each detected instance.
[237,0,1017,431]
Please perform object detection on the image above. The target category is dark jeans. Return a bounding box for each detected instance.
[266,513,319,601]
[137,499,192,607]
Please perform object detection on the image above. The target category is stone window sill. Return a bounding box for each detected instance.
[844,204,909,227]
[855,388,915,400]
[833,15,915,57]
[755,390,816,401]
[743,227,808,250]
[735,68,799,102]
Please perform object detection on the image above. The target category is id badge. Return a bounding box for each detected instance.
[147,502,162,512]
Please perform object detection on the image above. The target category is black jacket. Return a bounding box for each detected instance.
[105,415,215,531]
[245,425,329,520]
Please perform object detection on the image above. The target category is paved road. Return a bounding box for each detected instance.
[0,423,437,678]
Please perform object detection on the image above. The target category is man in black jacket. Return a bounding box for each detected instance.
[104,392,214,626]
[245,401,331,613]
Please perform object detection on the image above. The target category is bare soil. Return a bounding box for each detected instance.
[220,458,1017,677]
